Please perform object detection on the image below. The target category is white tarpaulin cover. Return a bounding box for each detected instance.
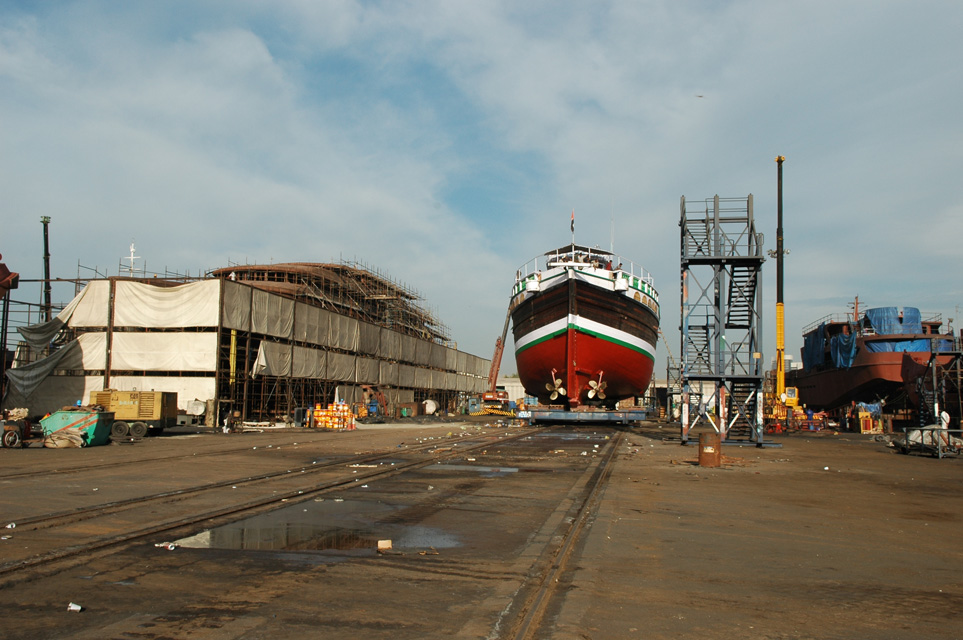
[401,335,417,363]
[445,346,457,371]
[292,346,326,378]
[221,280,252,331]
[4,333,106,399]
[355,357,379,384]
[252,342,292,377]
[77,332,107,369]
[329,314,359,351]
[381,329,403,360]
[2,375,102,415]
[251,289,294,338]
[358,322,381,356]
[399,364,417,387]
[413,367,431,389]
[336,385,363,404]
[4,341,82,398]
[473,355,489,377]
[415,339,431,366]
[432,371,455,391]
[110,376,216,411]
[111,333,218,371]
[113,280,221,328]
[429,343,446,369]
[294,303,329,346]
[327,352,356,382]
[17,283,94,350]
[379,361,399,386]
[68,280,111,327]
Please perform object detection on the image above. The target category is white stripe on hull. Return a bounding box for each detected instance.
[515,313,656,359]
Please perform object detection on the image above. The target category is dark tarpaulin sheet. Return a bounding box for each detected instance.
[802,324,826,372]
[864,338,931,353]
[864,307,922,335]
[856,402,882,418]
[831,331,857,368]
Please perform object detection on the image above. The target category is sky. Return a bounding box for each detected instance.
[2,0,962,376]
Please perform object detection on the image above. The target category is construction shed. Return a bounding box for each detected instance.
[3,262,490,422]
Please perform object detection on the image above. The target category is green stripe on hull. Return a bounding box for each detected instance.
[516,322,655,362]
[576,324,655,361]
[515,327,567,354]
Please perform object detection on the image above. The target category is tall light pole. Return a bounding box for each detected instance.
[41,216,52,322]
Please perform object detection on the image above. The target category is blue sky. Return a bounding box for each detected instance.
[2,1,962,375]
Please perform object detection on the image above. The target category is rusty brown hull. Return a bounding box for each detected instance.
[789,347,955,410]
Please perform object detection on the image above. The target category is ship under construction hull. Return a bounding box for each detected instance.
[789,304,958,413]
[511,246,659,409]
[789,350,956,410]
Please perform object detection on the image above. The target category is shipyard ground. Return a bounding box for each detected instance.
[0,419,960,639]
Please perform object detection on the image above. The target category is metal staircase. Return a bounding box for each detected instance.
[680,195,765,444]
[727,265,758,329]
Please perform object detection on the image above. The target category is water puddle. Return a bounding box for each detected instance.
[174,498,460,554]
[550,432,611,442]
[430,464,519,474]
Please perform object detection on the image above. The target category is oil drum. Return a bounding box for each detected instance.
[698,432,721,467]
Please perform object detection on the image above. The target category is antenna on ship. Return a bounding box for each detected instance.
[121,241,140,277]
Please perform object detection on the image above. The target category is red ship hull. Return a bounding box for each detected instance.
[789,303,958,412]
[511,246,659,409]
[790,349,955,409]
[514,326,656,408]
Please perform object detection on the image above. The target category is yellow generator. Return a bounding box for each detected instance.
[89,390,178,438]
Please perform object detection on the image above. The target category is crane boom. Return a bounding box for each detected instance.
[487,306,513,393]
[658,327,678,371]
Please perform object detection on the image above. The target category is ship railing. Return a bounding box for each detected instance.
[802,310,944,335]
[515,253,656,288]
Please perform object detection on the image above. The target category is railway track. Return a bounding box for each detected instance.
[0,433,341,480]
[496,428,624,640]
[0,428,540,585]
[0,423,632,639]
[5,437,460,532]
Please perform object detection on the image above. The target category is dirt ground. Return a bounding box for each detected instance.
[0,420,960,639]
[555,424,962,640]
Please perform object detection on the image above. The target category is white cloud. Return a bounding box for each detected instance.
[2,0,962,369]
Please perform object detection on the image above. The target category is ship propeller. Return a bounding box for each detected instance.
[587,377,607,400]
[545,371,566,401]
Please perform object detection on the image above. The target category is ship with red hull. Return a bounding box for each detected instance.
[788,303,957,411]
[510,245,659,409]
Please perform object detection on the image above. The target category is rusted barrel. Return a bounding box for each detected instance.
[698,432,721,467]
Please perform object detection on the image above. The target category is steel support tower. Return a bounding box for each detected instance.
[680,195,765,444]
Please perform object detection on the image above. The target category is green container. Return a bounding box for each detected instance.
[40,410,114,447]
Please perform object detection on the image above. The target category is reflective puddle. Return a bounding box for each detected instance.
[430,464,520,474]
[175,498,460,553]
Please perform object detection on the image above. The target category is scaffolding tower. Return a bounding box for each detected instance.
[680,195,765,444]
